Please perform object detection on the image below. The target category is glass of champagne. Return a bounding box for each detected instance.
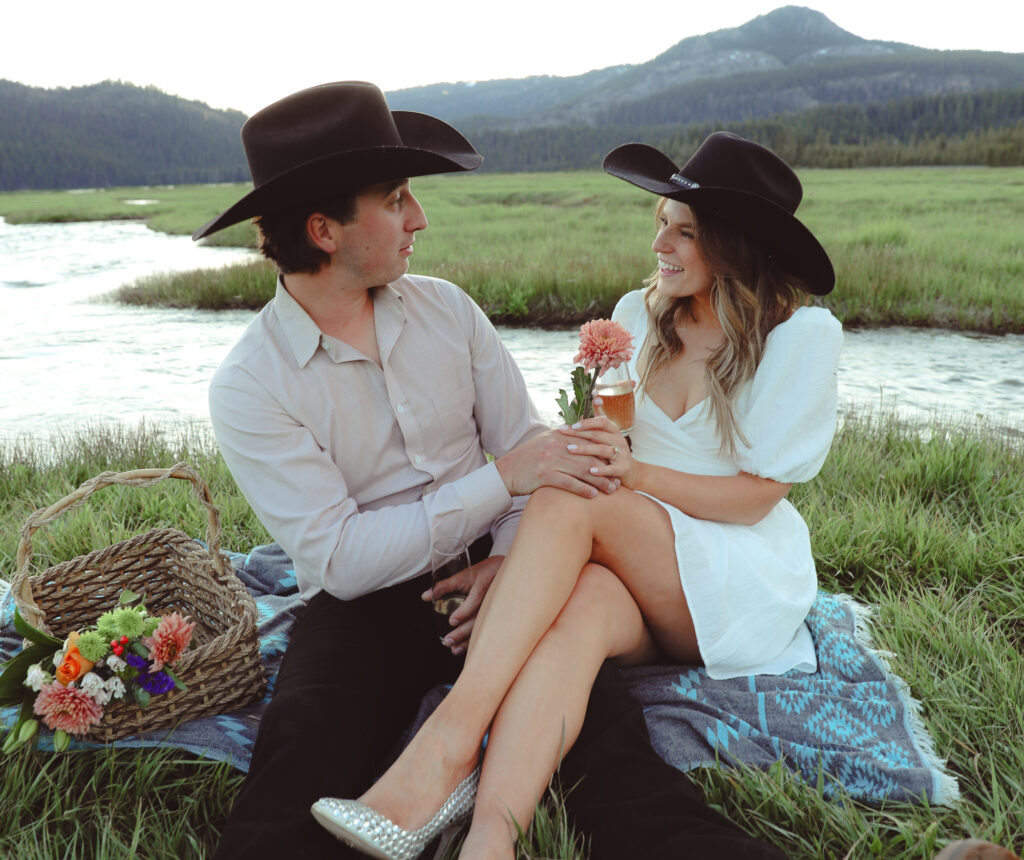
[430,537,470,641]
[594,363,635,434]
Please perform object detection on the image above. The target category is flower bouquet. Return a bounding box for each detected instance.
[1,589,195,753]
[556,318,635,424]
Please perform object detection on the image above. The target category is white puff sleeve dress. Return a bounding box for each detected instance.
[612,289,843,679]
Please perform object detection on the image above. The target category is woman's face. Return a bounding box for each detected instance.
[651,199,714,301]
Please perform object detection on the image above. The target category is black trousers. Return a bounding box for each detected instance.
[214,569,785,859]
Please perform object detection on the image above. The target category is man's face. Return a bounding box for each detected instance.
[332,179,428,287]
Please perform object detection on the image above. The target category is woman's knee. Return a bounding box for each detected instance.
[551,565,645,646]
[524,485,591,524]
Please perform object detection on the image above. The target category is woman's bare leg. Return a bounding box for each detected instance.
[459,563,657,859]
[356,487,695,834]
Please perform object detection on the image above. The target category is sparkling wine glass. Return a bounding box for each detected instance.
[594,364,635,434]
[430,537,471,641]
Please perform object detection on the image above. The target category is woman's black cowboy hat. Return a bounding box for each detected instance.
[192,81,482,240]
[602,133,835,295]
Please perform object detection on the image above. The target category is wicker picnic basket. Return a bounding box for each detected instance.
[10,462,265,742]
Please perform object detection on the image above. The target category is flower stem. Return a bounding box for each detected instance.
[582,366,600,420]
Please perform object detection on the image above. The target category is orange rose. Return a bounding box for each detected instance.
[54,631,94,686]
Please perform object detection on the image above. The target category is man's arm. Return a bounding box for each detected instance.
[210,366,513,601]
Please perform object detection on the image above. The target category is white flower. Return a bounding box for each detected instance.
[106,655,127,673]
[52,651,64,668]
[24,663,52,692]
[105,676,127,701]
[79,671,112,706]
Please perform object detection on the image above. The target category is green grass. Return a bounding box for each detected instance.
[2,167,1022,331]
[2,414,1022,858]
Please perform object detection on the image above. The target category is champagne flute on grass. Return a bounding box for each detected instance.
[431,538,471,641]
[594,363,635,435]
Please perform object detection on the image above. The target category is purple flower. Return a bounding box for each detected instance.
[134,669,175,696]
[123,651,175,696]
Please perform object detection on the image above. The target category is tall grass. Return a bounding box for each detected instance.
[2,168,1022,331]
[2,414,1022,858]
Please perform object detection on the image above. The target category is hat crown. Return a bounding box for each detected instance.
[678,132,802,214]
[241,82,404,189]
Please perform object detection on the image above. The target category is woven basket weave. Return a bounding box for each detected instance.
[11,462,265,743]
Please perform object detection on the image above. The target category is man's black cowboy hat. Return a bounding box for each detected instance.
[602,133,835,295]
[192,81,482,240]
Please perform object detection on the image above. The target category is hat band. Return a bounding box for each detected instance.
[669,173,700,190]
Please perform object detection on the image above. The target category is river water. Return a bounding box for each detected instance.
[1,218,1021,444]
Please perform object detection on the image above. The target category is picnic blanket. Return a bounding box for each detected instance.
[0,542,959,807]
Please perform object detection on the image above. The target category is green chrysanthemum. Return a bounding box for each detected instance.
[109,607,147,639]
[76,630,109,662]
[143,616,160,637]
[95,611,121,641]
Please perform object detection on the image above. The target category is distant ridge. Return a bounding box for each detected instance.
[0,80,248,191]
[386,6,1022,129]
[2,6,1022,189]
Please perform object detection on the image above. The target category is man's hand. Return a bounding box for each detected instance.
[421,555,503,655]
[494,429,619,499]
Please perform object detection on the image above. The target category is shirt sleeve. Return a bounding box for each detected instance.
[611,289,647,337]
[734,307,843,483]
[445,287,548,558]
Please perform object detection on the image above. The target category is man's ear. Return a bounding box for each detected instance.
[305,213,338,254]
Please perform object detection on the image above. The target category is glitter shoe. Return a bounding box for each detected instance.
[311,767,480,860]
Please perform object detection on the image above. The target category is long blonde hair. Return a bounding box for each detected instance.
[636,198,807,457]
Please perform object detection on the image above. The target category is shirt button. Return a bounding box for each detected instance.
[414,455,422,464]
[396,404,405,413]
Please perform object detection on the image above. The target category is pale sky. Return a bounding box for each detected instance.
[8,0,1021,116]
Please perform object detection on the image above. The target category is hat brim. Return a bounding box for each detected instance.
[603,144,835,295]
[193,111,481,240]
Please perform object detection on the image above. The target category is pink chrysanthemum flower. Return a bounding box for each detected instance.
[144,612,196,672]
[33,681,103,736]
[573,319,634,373]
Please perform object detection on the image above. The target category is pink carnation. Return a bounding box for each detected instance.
[144,612,196,672]
[573,319,634,373]
[33,681,103,736]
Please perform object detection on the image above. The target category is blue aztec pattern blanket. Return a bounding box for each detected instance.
[0,543,958,807]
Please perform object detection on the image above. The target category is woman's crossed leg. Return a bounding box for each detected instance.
[357,485,699,857]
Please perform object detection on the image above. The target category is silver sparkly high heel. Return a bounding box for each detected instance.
[311,768,480,860]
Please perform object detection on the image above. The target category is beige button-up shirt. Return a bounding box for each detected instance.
[209,274,546,600]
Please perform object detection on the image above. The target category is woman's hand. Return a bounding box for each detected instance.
[559,413,638,488]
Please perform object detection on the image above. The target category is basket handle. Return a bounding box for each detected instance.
[12,462,228,630]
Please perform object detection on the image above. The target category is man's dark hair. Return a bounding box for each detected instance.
[255,194,359,275]
[255,178,411,275]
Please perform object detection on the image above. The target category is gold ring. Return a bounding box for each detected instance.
[609,446,620,462]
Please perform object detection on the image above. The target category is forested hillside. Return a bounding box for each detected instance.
[0,80,248,190]
[472,88,1024,171]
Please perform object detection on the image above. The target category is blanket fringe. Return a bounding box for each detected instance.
[831,592,961,808]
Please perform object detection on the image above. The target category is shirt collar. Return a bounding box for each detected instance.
[273,277,322,368]
[273,276,408,369]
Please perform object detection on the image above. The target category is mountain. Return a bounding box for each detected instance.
[386,6,1024,132]
[0,80,248,191]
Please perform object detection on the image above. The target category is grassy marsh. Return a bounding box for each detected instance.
[1,415,1021,858]
[1,167,1022,332]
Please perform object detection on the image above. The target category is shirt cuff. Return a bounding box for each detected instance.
[452,461,514,537]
